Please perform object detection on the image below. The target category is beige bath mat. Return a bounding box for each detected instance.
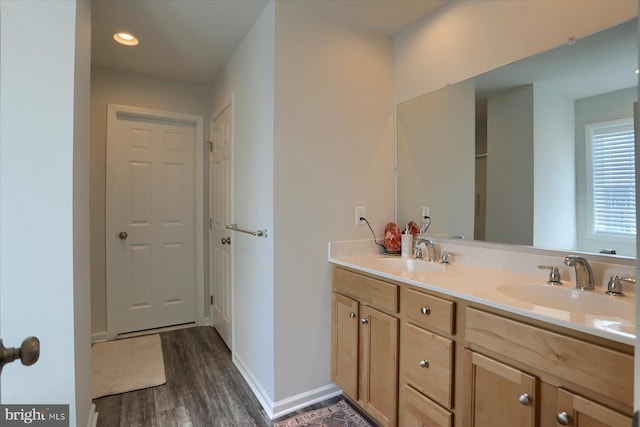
[92,334,166,399]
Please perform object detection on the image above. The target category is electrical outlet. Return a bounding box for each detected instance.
[355,206,366,225]
[422,206,430,219]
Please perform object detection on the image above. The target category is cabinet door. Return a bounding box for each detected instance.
[555,389,631,427]
[332,293,359,398]
[466,350,536,427]
[360,305,399,427]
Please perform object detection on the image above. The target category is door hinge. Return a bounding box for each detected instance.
[210,295,214,305]
[206,140,213,152]
[209,218,213,229]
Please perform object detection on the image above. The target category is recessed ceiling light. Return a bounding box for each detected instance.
[635,69,639,74]
[113,32,139,46]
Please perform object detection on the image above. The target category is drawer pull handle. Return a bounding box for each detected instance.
[349,312,356,319]
[361,318,369,325]
[556,412,571,426]
[419,359,429,368]
[518,393,531,405]
[420,306,430,315]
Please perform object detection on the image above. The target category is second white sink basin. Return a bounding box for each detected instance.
[378,258,443,273]
[496,283,634,319]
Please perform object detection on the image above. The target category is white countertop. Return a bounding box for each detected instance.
[329,253,635,346]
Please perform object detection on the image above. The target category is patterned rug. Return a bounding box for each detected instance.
[274,400,372,427]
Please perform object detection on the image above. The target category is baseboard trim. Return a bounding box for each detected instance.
[232,354,275,418]
[271,383,342,420]
[232,355,343,420]
[86,403,98,427]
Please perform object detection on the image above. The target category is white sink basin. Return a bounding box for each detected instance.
[378,258,443,273]
[496,284,634,320]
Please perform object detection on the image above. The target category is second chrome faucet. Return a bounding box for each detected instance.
[564,255,594,290]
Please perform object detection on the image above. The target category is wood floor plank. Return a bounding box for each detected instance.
[93,326,363,427]
[120,387,157,427]
[156,406,192,427]
[94,327,273,426]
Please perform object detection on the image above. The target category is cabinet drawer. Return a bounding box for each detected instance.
[402,323,454,409]
[402,384,452,427]
[403,287,454,334]
[333,266,398,312]
[465,308,633,408]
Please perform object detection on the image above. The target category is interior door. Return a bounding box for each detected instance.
[210,105,233,348]
[107,106,196,335]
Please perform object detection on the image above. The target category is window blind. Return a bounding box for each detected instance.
[589,121,636,237]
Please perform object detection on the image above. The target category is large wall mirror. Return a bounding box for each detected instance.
[397,18,638,258]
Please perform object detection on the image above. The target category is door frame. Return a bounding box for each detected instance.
[105,104,205,339]
[208,96,234,350]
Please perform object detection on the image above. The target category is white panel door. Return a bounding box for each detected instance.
[210,106,232,348]
[108,109,196,335]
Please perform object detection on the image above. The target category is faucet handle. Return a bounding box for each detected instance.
[441,251,455,264]
[606,275,635,296]
[538,265,562,285]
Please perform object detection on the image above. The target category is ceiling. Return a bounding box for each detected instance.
[91,0,447,85]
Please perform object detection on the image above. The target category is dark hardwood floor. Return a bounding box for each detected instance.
[93,326,348,426]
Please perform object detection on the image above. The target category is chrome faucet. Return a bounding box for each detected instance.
[414,238,439,262]
[564,255,594,290]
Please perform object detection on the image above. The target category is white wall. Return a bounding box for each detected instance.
[90,67,211,335]
[397,79,475,238]
[486,85,534,245]
[272,0,395,408]
[0,1,91,424]
[575,86,637,256]
[533,84,576,250]
[210,0,276,409]
[394,0,637,104]
[210,0,395,415]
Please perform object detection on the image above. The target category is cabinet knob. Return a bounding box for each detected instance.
[420,306,430,315]
[518,393,531,405]
[419,359,429,368]
[361,318,369,324]
[556,412,571,426]
[349,312,356,319]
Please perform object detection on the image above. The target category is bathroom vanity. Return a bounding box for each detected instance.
[329,242,635,427]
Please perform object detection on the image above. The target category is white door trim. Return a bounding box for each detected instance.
[106,103,205,339]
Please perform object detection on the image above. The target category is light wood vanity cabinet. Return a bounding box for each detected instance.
[465,308,633,427]
[332,266,399,427]
[331,265,634,427]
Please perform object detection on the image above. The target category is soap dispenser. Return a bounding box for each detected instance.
[401,225,413,257]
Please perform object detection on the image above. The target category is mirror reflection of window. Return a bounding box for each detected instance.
[585,119,636,244]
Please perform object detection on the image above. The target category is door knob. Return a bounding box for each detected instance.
[221,237,231,245]
[349,312,357,319]
[361,318,369,324]
[0,336,40,374]
[518,393,531,405]
[118,231,128,239]
[419,359,429,368]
